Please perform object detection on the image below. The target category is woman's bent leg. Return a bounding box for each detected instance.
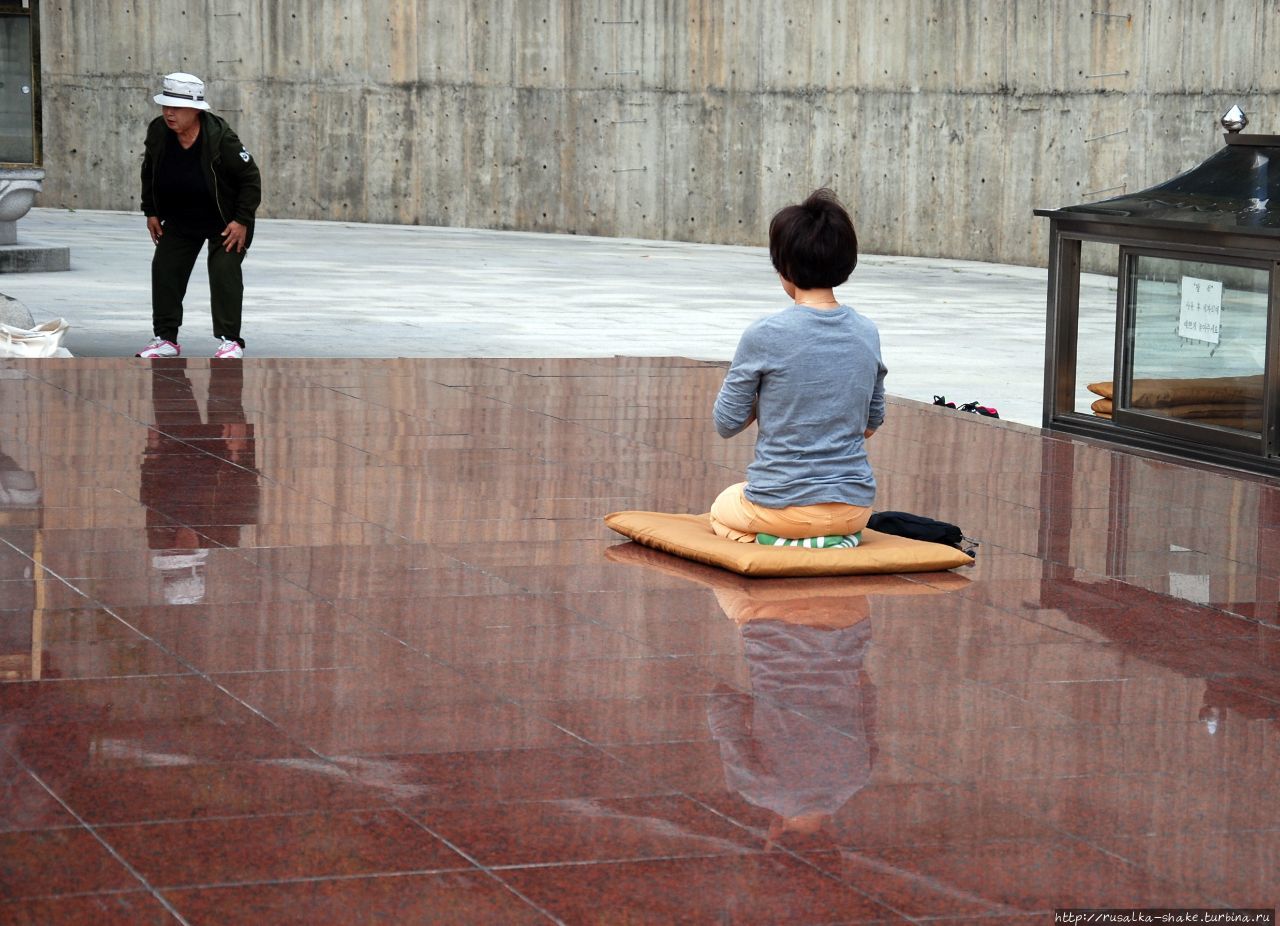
[710,483,757,543]
[208,240,247,346]
[151,230,203,343]
[755,501,872,539]
[711,483,872,543]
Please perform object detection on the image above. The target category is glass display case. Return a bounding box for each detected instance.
[1037,111,1280,475]
[0,0,39,167]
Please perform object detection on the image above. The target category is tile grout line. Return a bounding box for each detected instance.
[393,808,568,926]
[2,751,194,925]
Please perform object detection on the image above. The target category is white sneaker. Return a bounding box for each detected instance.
[136,337,180,358]
[213,337,243,359]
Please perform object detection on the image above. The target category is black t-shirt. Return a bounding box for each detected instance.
[155,130,223,237]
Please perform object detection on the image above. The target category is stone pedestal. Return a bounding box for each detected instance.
[0,169,70,273]
[0,293,35,328]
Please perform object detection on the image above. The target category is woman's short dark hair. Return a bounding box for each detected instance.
[768,189,858,289]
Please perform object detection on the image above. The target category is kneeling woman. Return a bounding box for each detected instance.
[711,189,886,547]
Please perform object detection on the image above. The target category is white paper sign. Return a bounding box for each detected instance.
[1169,572,1211,605]
[1179,276,1222,344]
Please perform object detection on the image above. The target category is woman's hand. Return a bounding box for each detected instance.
[221,221,248,253]
[147,216,163,245]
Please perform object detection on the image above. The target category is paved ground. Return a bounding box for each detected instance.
[2,208,1112,426]
[1,355,1276,919]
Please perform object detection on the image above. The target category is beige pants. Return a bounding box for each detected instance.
[710,482,872,543]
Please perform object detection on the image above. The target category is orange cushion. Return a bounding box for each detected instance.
[604,510,974,577]
[604,541,971,625]
[1087,375,1263,408]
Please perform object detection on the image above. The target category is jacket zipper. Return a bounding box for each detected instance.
[210,146,225,226]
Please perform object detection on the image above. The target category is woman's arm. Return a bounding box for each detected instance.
[713,329,764,438]
[220,127,262,224]
[866,355,887,435]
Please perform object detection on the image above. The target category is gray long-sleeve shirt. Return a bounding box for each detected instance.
[713,304,886,507]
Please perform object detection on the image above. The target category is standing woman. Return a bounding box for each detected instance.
[138,72,261,359]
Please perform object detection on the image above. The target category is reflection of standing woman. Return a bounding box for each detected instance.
[138,72,261,360]
[143,362,259,604]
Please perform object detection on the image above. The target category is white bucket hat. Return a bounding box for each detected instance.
[154,72,211,110]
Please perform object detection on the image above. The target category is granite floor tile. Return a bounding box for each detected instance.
[211,662,504,719]
[0,827,143,900]
[283,700,579,757]
[67,574,316,608]
[456,655,730,702]
[607,613,763,656]
[899,639,1199,685]
[990,675,1223,725]
[7,717,308,778]
[18,636,189,682]
[0,673,290,727]
[604,738,757,794]
[101,809,470,888]
[695,782,1059,854]
[416,794,759,867]
[1096,829,1280,907]
[162,628,402,674]
[799,849,1012,919]
[995,773,1280,840]
[5,356,1279,916]
[555,588,726,629]
[396,619,660,665]
[431,538,626,568]
[233,542,453,575]
[0,752,77,832]
[800,839,1213,914]
[26,757,392,826]
[163,871,554,925]
[324,566,521,601]
[1,606,148,642]
[111,600,361,639]
[489,563,719,595]
[340,593,585,638]
[0,892,179,926]
[604,734,952,799]
[362,744,663,808]
[861,679,1061,733]
[534,693,731,746]
[499,854,907,924]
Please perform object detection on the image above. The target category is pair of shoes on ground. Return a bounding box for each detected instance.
[933,395,999,418]
[136,337,243,359]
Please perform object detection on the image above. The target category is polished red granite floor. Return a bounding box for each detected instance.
[1,357,1277,924]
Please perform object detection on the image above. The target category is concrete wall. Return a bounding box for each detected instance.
[35,0,1280,267]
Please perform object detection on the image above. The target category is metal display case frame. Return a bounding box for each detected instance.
[1038,114,1280,477]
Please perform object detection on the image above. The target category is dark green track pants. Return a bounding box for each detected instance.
[151,229,247,347]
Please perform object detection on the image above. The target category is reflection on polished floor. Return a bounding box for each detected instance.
[1,356,1277,924]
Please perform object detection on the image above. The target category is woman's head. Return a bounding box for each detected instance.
[768,189,858,290]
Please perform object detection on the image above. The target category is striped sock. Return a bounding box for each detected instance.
[756,532,862,549]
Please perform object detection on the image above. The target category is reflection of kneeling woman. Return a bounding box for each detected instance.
[606,543,968,844]
[707,578,883,843]
[708,607,877,843]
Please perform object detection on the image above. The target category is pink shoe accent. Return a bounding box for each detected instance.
[213,338,244,359]
[136,338,180,358]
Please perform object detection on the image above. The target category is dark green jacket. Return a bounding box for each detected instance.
[140,111,261,233]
